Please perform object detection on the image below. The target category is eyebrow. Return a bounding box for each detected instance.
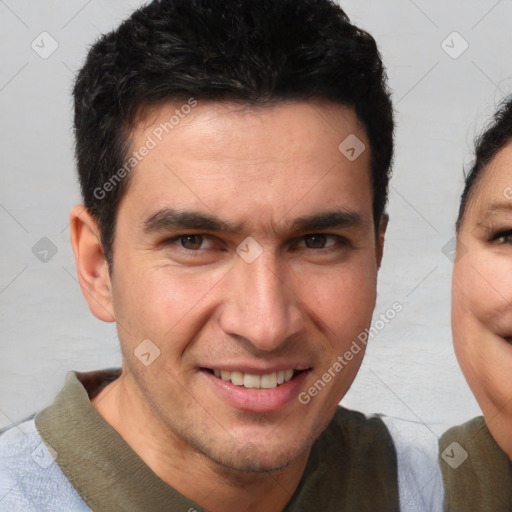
[142,207,366,235]
[287,209,366,232]
[143,209,242,234]
[482,201,512,218]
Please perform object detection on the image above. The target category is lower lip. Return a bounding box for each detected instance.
[202,370,310,412]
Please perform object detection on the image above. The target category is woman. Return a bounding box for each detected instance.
[442,95,512,510]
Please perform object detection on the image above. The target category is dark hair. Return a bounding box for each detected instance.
[73,0,394,269]
[456,95,512,231]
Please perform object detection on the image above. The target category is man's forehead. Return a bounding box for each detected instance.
[131,98,366,148]
[127,101,369,178]
[120,98,373,228]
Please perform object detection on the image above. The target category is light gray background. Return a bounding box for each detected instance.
[1,0,511,438]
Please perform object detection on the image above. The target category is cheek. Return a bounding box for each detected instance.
[454,252,512,334]
[297,260,377,340]
[451,255,489,386]
[111,245,378,359]
[452,251,512,415]
[112,261,228,349]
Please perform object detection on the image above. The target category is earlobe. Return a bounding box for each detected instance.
[376,213,388,270]
[69,205,115,322]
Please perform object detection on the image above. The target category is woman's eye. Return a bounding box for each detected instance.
[490,228,512,245]
[300,234,340,249]
[494,232,512,245]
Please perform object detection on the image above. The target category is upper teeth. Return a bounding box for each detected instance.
[213,369,294,389]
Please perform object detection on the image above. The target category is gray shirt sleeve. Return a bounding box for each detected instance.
[380,415,444,512]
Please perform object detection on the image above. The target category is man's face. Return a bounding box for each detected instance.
[107,100,383,472]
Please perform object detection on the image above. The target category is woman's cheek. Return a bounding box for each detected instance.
[460,250,512,323]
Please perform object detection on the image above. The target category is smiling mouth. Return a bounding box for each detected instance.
[203,368,307,389]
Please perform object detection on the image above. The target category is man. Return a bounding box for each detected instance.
[0,0,441,510]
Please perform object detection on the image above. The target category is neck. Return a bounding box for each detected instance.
[91,370,310,512]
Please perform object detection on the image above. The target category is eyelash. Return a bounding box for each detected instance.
[164,234,349,253]
[294,234,350,252]
[163,235,215,255]
[491,229,512,245]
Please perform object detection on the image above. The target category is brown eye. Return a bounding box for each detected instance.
[492,230,512,245]
[180,235,204,250]
[304,234,328,249]
[496,235,512,245]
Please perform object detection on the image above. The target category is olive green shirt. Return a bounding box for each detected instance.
[34,369,399,511]
[440,416,512,511]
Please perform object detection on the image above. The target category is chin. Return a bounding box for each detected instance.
[184,421,324,475]
[203,434,309,473]
[216,450,293,473]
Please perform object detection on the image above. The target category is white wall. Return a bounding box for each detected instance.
[1,0,511,437]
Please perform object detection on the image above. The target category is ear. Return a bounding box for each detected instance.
[69,205,115,322]
[375,212,388,270]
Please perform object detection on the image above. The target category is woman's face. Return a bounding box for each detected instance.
[453,142,512,458]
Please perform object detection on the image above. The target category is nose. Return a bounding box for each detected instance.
[218,250,305,352]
